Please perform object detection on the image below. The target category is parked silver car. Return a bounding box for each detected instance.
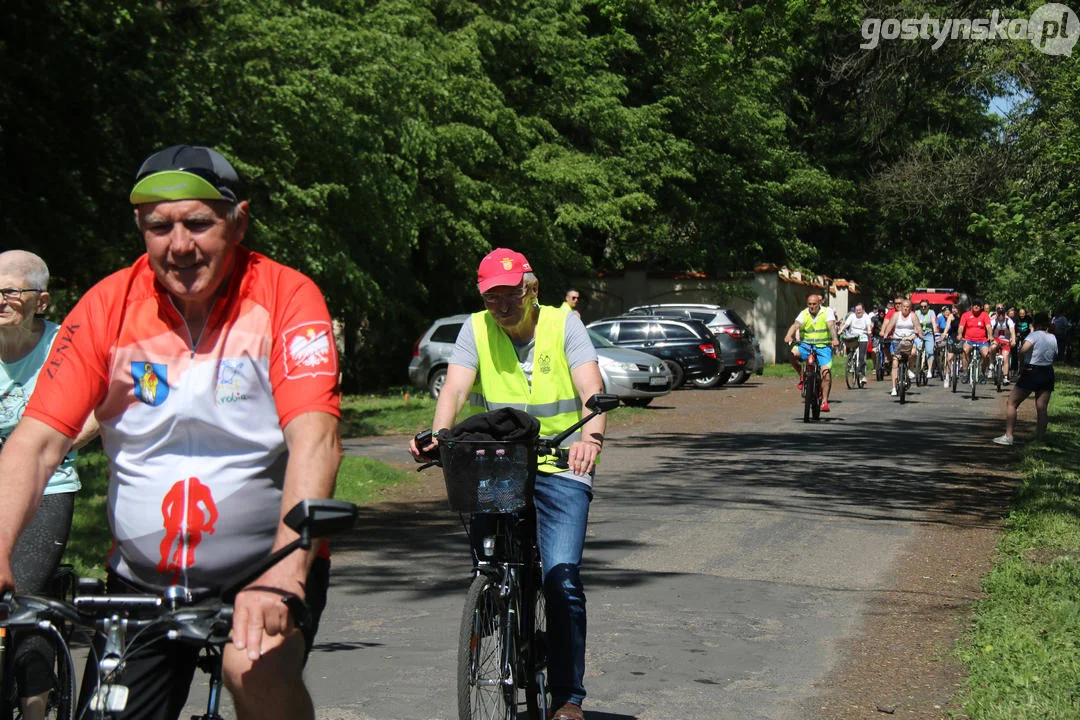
[408,315,672,406]
[588,329,672,406]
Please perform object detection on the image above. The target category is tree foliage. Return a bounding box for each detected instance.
[1,0,1074,389]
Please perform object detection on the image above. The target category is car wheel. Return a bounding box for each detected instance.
[662,360,685,389]
[622,398,653,407]
[691,369,732,388]
[730,370,752,385]
[428,367,447,399]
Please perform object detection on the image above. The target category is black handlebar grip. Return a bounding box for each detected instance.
[413,428,441,465]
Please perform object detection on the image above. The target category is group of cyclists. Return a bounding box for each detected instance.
[787,292,1045,412]
[837,297,1034,391]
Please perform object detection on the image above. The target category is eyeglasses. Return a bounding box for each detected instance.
[0,288,43,301]
[481,286,529,305]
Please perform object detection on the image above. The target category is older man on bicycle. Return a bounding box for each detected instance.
[0,146,343,720]
[784,294,840,412]
[410,248,605,720]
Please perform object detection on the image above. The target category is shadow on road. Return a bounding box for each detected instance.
[328,395,1015,607]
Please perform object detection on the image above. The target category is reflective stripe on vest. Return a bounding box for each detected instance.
[469,307,582,472]
[800,309,830,345]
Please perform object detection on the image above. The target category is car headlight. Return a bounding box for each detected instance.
[598,357,639,372]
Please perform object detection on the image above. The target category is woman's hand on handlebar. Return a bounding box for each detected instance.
[566,439,601,477]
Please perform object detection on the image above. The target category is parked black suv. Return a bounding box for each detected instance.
[586,315,721,389]
[626,304,759,386]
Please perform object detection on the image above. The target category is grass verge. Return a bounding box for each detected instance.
[958,364,1080,718]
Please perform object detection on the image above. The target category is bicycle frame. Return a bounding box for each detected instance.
[1,499,357,720]
[797,343,822,422]
[434,394,619,720]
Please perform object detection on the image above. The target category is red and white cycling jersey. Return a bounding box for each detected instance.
[991,317,1014,344]
[26,249,340,592]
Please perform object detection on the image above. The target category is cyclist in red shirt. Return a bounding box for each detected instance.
[959,298,993,382]
[0,146,342,720]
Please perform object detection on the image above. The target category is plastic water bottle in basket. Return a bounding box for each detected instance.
[473,449,493,507]
[491,448,519,512]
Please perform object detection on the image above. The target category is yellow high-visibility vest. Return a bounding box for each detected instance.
[470,307,582,472]
[798,309,831,345]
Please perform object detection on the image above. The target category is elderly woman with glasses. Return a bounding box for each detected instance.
[0,250,97,720]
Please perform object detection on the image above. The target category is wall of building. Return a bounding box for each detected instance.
[570,265,869,365]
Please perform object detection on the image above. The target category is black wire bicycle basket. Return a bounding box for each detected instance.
[439,439,537,514]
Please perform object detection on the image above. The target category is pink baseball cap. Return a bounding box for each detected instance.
[477,248,532,293]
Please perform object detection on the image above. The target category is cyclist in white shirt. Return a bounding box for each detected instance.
[989,304,1017,384]
[839,303,873,386]
[880,300,925,396]
[914,300,938,378]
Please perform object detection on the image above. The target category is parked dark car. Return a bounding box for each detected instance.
[585,315,721,389]
[626,304,760,386]
[408,314,673,404]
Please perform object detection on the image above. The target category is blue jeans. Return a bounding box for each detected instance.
[533,473,592,708]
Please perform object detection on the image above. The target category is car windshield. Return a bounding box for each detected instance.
[588,329,615,348]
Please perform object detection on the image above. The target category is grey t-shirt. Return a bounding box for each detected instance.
[450,310,597,376]
[1024,330,1058,367]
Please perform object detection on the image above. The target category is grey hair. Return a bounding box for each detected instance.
[0,250,49,290]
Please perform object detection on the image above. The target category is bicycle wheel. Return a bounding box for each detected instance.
[951,357,959,393]
[523,567,548,720]
[845,353,855,389]
[802,368,817,423]
[898,360,907,404]
[994,358,1003,392]
[970,362,978,400]
[458,574,515,720]
[875,346,885,381]
[811,377,822,420]
[4,629,75,720]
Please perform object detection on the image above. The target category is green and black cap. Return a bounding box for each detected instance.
[130,145,243,205]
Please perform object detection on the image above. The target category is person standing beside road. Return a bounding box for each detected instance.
[0,146,343,720]
[409,248,605,720]
[879,299,924,397]
[995,311,1057,446]
[1050,310,1071,359]
[784,294,840,412]
[0,251,98,720]
[560,288,581,317]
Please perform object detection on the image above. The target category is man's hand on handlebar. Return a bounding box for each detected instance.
[566,439,601,477]
[231,557,306,661]
[409,429,441,463]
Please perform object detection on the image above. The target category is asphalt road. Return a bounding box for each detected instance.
[184,372,1010,720]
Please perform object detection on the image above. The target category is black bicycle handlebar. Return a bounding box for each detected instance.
[414,393,620,470]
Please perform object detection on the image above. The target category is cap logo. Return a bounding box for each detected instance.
[500,257,514,270]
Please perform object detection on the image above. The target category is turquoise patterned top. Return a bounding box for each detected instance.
[0,321,80,494]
